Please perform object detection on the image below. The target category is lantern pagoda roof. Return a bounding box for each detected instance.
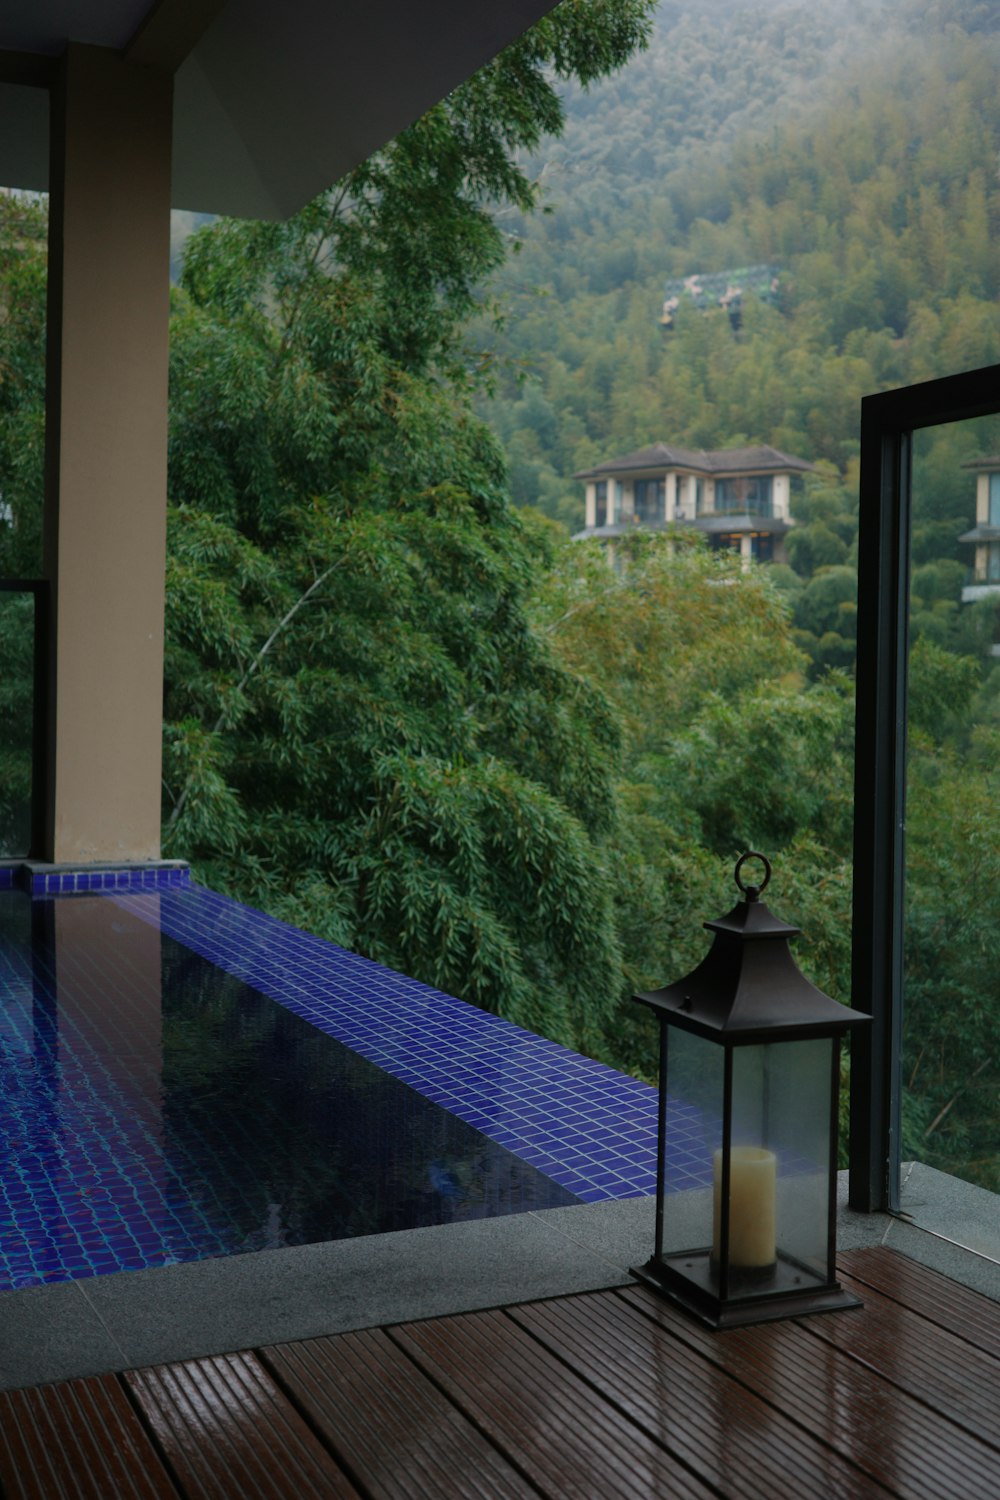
[636,891,870,1044]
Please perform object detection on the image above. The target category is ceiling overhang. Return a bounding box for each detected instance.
[0,0,561,219]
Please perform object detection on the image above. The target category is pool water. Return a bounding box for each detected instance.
[0,889,578,1291]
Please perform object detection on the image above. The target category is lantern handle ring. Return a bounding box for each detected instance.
[735,850,771,901]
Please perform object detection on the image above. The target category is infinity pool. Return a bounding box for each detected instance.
[0,887,582,1290]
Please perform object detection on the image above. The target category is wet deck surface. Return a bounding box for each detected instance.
[1,1247,997,1498]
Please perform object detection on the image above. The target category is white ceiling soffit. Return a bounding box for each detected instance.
[0,0,561,220]
[175,0,559,219]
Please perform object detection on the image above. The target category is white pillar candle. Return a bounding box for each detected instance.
[713,1146,777,1269]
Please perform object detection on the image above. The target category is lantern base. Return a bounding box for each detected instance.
[630,1250,862,1329]
[708,1256,776,1286]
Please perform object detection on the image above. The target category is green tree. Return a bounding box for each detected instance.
[904,730,1000,1189]
[0,196,47,857]
[0,590,35,856]
[529,532,855,1076]
[530,531,803,761]
[0,193,47,579]
[907,634,980,739]
[792,565,858,674]
[668,672,855,859]
[163,410,625,1049]
[786,522,849,578]
[161,1,656,1050]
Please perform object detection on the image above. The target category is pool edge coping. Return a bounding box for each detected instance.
[2,1178,997,1393]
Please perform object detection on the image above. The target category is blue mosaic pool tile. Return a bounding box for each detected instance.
[109,883,704,1207]
[2,881,590,1292]
[18,863,191,896]
[0,874,739,1299]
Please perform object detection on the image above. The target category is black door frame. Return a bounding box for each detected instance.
[850,363,1000,1212]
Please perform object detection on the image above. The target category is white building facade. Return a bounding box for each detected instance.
[573,444,814,566]
[959,454,1000,603]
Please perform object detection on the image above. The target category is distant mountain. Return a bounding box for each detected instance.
[472,0,1000,531]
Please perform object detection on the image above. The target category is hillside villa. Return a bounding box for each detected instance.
[573,442,814,565]
[960,453,1000,602]
[659,263,781,330]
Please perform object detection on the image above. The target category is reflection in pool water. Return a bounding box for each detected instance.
[0,890,577,1291]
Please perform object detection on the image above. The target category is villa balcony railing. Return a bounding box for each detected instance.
[697,499,775,520]
[960,575,1000,604]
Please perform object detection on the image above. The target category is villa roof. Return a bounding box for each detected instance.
[958,525,1000,543]
[961,454,1000,469]
[574,444,816,481]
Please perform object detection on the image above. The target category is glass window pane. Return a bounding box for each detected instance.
[0,589,36,858]
[731,1040,832,1289]
[989,472,1000,528]
[660,1026,722,1262]
[594,481,607,527]
[0,591,36,864]
[634,479,664,525]
[904,418,1000,1250]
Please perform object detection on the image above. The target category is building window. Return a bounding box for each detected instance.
[595,480,608,528]
[989,471,1000,527]
[634,479,665,524]
[750,533,774,562]
[714,476,773,517]
[712,533,743,555]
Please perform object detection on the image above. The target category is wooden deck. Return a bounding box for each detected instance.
[1,1247,998,1498]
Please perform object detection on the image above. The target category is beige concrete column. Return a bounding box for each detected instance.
[44,45,173,863]
[774,473,790,522]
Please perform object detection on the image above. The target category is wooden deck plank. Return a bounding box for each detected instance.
[393,1304,717,1500]
[0,1372,177,1500]
[510,1290,887,1500]
[262,1326,537,1500]
[838,1247,1000,1358]
[124,1351,361,1500]
[2,1247,996,1500]
[618,1282,1000,1500]
[814,1270,1000,1449]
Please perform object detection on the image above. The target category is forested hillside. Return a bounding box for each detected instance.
[478,0,1000,543]
[478,0,1000,1187]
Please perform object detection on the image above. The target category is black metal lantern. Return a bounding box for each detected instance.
[631,852,871,1329]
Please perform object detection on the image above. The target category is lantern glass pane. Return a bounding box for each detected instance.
[659,1026,724,1263]
[728,1038,834,1298]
